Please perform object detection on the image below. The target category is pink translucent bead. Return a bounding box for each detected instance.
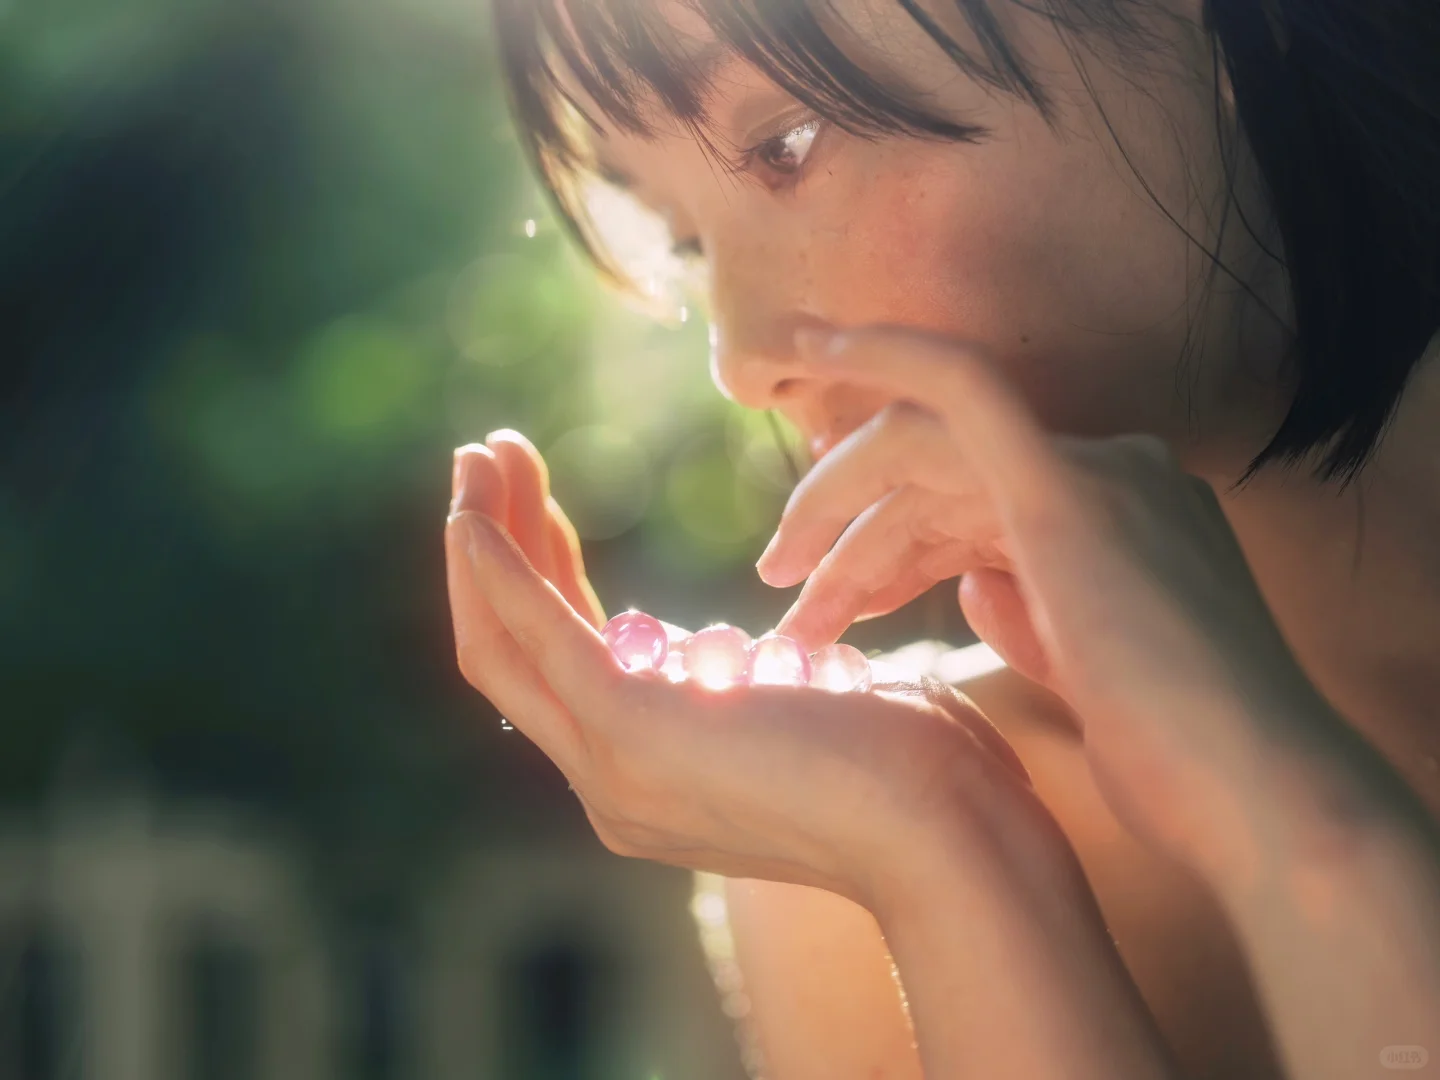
[602,611,668,674]
[808,643,873,693]
[744,634,811,687]
[683,625,753,690]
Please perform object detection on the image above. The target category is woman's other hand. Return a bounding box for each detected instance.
[760,324,1353,874]
[760,323,1440,1078]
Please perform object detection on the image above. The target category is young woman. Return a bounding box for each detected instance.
[446,1,1440,1076]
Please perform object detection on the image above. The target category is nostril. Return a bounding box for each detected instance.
[773,377,803,398]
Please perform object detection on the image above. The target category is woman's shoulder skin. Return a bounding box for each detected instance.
[700,645,1283,1080]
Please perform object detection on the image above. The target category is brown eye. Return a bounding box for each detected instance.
[746,118,821,180]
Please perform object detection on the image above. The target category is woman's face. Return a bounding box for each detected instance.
[565,1,1290,476]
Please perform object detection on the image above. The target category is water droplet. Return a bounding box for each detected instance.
[660,634,689,682]
[523,218,537,238]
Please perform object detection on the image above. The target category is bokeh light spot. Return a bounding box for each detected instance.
[295,314,424,438]
[547,426,652,540]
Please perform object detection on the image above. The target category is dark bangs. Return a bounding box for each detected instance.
[491,0,1072,292]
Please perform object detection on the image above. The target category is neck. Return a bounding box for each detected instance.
[1200,350,1440,809]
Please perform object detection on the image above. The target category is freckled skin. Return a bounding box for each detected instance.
[573,3,1290,476]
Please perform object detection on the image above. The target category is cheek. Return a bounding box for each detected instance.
[809,147,1205,438]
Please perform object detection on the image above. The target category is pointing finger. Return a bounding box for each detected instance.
[758,401,967,588]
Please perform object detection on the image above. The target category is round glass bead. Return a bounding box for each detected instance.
[602,611,668,674]
[808,643,873,693]
[683,625,753,690]
[744,634,812,687]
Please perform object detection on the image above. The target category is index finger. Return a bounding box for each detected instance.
[794,325,1074,523]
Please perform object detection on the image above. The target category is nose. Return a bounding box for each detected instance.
[707,317,828,411]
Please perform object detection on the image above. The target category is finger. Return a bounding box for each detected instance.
[455,510,629,718]
[444,514,586,771]
[853,567,942,621]
[777,489,991,650]
[544,498,605,628]
[550,495,606,627]
[758,402,967,588]
[959,569,1053,690]
[794,325,1078,527]
[452,444,507,520]
[848,537,1002,621]
[775,494,921,650]
[487,429,557,581]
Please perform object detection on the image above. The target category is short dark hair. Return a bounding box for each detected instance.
[492,0,1440,484]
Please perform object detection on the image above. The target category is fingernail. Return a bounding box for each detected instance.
[451,446,498,518]
[755,533,784,583]
[452,443,481,501]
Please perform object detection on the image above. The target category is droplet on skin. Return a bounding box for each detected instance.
[745,634,811,687]
[809,643,872,693]
[660,634,689,682]
[684,625,753,690]
[602,611,668,674]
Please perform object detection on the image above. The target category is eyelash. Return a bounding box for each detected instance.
[736,117,823,186]
[671,117,824,260]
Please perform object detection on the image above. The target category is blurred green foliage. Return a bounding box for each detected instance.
[0,0,802,917]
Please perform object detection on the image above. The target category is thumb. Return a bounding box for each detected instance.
[959,569,1053,691]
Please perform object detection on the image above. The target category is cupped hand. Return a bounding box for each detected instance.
[760,324,1351,874]
[445,468,1059,909]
